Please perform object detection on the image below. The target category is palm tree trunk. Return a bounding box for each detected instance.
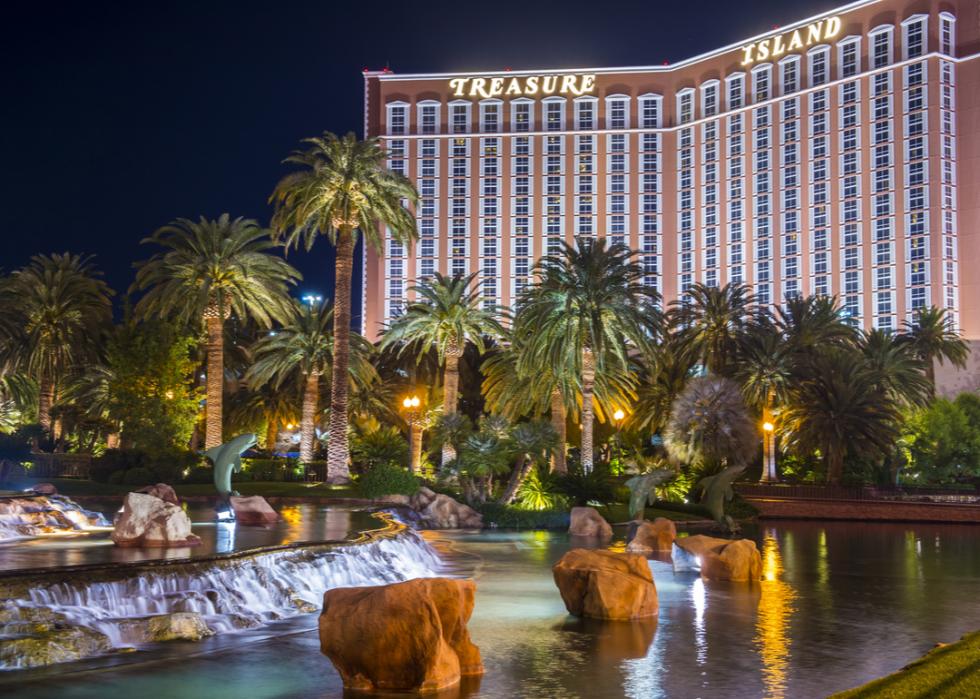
[38,377,54,433]
[265,418,279,453]
[926,360,937,396]
[550,387,567,474]
[409,422,423,475]
[499,457,532,505]
[441,340,463,466]
[326,226,355,483]
[204,314,224,449]
[581,347,596,474]
[760,396,777,483]
[300,371,320,465]
[827,444,844,486]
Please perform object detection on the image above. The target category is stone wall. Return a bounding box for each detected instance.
[746,497,980,523]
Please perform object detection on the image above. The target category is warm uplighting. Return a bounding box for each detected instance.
[401,395,421,409]
[164,390,175,400]
[763,421,775,433]
[613,409,626,422]
[286,423,295,430]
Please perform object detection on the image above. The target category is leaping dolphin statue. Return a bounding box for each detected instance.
[204,433,257,499]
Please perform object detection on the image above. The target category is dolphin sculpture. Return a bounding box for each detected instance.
[695,463,746,533]
[204,433,257,500]
[624,469,675,520]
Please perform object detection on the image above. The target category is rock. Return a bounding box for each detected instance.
[419,494,483,529]
[672,535,762,582]
[137,483,180,506]
[116,612,214,644]
[626,517,677,554]
[319,578,484,693]
[0,626,113,669]
[31,482,58,496]
[229,495,278,525]
[112,492,201,547]
[568,506,613,538]
[376,494,411,507]
[409,486,438,510]
[552,549,658,620]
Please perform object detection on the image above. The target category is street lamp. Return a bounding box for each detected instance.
[761,419,778,483]
[400,394,424,476]
[611,408,627,471]
[302,293,323,308]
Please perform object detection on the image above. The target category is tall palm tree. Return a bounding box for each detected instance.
[775,294,857,351]
[225,382,299,453]
[781,349,902,485]
[899,306,969,392]
[133,215,300,449]
[515,237,660,472]
[6,254,113,432]
[247,299,377,465]
[669,282,757,376]
[381,272,503,465]
[859,329,931,408]
[270,132,417,482]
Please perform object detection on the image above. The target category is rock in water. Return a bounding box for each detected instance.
[568,506,613,538]
[319,578,484,693]
[0,626,113,669]
[626,517,677,554]
[672,535,762,582]
[30,482,58,496]
[137,483,180,506]
[115,613,214,643]
[112,492,201,547]
[552,549,658,620]
[420,494,483,529]
[229,495,278,525]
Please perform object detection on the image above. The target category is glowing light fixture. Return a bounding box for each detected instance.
[763,421,775,433]
[613,409,626,422]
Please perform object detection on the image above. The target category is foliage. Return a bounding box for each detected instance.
[902,393,980,484]
[899,306,969,388]
[554,461,618,506]
[515,467,568,511]
[474,503,571,529]
[350,426,410,473]
[668,282,757,376]
[358,462,420,499]
[90,448,199,484]
[0,426,34,464]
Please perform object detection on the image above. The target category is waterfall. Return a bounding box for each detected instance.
[0,528,443,670]
[0,495,110,541]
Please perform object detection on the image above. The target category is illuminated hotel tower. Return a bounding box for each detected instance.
[361,0,980,390]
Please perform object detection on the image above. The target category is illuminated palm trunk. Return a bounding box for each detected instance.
[326,226,355,483]
[204,311,224,450]
[299,371,320,465]
[550,387,567,474]
[265,419,279,453]
[498,456,532,505]
[581,347,595,474]
[408,421,423,475]
[37,377,54,432]
[760,397,778,483]
[441,338,463,466]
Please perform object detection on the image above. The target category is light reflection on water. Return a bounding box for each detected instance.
[754,530,797,699]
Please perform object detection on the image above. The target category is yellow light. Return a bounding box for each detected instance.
[164,390,174,400]
[763,421,775,432]
[286,423,295,430]
[402,397,412,408]
[410,397,420,408]
[613,409,625,422]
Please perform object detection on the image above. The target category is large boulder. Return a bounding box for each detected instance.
[568,506,613,538]
[0,626,112,669]
[319,577,483,693]
[30,482,58,496]
[229,495,278,525]
[112,492,201,547]
[672,534,762,582]
[116,612,214,644]
[408,488,482,529]
[552,549,658,620]
[137,483,180,506]
[626,517,677,554]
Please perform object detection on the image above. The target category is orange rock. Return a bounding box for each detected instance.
[673,535,762,582]
[319,578,483,693]
[568,506,613,538]
[552,549,658,620]
[626,517,677,554]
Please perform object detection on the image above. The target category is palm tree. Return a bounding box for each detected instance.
[515,237,660,472]
[381,272,503,465]
[899,306,969,392]
[781,349,902,485]
[6,254,113,432]
[226,382,299,453]
[270,132,417,483]
[497,421,558,505]
[859,329,931,408]
[669,282,757,376]
[775,294,857,351]
[133,215,300,450]
[247,299,376,465]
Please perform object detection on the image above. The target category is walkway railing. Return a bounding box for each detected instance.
[737,483,979,503]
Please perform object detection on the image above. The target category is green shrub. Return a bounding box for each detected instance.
[516,468,568,511]
[350,427,409,475]
[107,470,125,485]
[358,462,420,499]
[476,503,570,529]
[555,461,618,505]
[122,467,153,486]
[91,448,198,484]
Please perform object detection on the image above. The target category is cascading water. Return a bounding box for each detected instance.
[0,495,110,541]
[0,523,444,670]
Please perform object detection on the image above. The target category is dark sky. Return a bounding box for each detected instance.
[0,0,834,320]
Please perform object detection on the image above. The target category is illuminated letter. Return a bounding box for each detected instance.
[505,77,522,95]
[560,74,577,94]
[525,76,540,95]
[579,74,596,94]
[542,76,559,94]
[469,77,488,99]
[772,35,786,57]
[489,77,504,98]
[788,30,803,51]
[741,44,756,65]
[449,78,469,97]
[807,21,823,45]
[824,16,841,40]
[757,40,771,61]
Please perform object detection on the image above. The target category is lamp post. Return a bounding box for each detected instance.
[761,419,778,483]
[612,408,626,471]
[400,395,424,475]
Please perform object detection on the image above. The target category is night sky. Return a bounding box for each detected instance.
[1,0,834,320]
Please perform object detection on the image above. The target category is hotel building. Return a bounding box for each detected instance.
[361,0,980,383]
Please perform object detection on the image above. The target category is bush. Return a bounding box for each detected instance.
[240,457,302,482]
[476,503,570,529]
[358,462,420,499]
[555,461,618,506]
[122,467,154,486]
[107,469,125,485]
[91,448,199,484]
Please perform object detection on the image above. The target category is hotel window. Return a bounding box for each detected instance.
[902,15,927,60]
[606,96,629,129]
[576,98,596,130]
[701,81,719,118]
[480,101,500,133]
[677,89,694,124]
[544,99,565,131]
[870,27,893,69]
[639,95,661,128]
[418,102,438,135]
[512,100,532,132]
[387,102,407,136]
[940,13,956,56]
[839,37,860,78]
[780,57,799,95]
[726,74,744,110]
[451,103,470,134]
[753,65,771,102]
[808,48,829,87]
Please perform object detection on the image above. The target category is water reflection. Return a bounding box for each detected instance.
[691,577,707,665]
[215,521,236,553]
[754,530,797,699]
